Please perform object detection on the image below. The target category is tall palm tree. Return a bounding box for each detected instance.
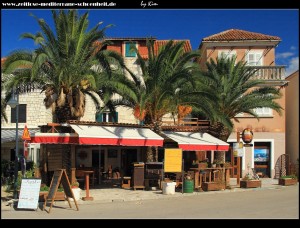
[203,55,283,142]
[110,39,217,161]
[2,10,125,123]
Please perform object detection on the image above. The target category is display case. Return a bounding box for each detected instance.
[144,162,163,189]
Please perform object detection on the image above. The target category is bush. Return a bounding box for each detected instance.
[280,175,297,179]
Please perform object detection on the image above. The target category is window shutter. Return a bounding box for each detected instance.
[95,112,103,122]
[113,112,118,123]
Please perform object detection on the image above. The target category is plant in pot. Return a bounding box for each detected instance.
[278,174,298,186]
[240,164,261,188]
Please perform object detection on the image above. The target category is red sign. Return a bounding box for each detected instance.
[22,125,31,140]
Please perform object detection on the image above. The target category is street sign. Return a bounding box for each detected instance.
[22,125,31,140]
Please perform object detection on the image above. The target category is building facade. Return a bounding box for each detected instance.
[198,29,287,178]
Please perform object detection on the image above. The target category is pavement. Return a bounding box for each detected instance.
[1,178,294,211]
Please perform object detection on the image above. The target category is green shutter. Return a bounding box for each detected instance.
[95,112,103,122]
[113,112,118,123]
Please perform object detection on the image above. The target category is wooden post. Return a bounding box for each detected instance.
[237,132,241,186]
[82,171,94,201]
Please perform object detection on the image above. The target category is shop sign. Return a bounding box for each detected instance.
[233,142,244,157]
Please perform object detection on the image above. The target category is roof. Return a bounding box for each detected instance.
[202,29,281,42]
[154,40,192,54]
[162,131,229,151]
[105,37,157,41]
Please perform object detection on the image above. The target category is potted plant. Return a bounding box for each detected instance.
[240,164,261,188]
[278,175,298,186]
[39,184,66,201]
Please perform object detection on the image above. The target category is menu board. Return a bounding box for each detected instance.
[164,148,182,172]
[18,178,41,209]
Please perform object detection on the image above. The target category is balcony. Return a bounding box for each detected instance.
[161,117,210,131]
[247,65,286,81]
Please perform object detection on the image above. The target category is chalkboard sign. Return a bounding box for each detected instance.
[18,178,41,209]
[43,169,79,213]
[47,170,62,200]
[61,169,74,199]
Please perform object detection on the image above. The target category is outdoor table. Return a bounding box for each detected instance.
[190,167,232,188]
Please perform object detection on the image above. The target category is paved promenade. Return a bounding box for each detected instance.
[1,178,291,210]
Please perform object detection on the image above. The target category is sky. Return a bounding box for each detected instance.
[1,9,299,76]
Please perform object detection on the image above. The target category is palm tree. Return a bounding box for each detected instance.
[203,55,283,142]
[110,39,217,161]
[2,10,125,123]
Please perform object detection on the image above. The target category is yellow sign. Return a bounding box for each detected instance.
[164,148,182,172]
[22,125,31,140]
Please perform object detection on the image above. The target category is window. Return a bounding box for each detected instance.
[125,42,137,57]
[246,52,263,66]
[11,104,26,123]
[218,50,237,62]
[95,112,118,123]
[253,107,272,116]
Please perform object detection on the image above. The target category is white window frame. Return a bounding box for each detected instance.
[246,51,263,66]
[253,107,273,116]
[218,50,237,62]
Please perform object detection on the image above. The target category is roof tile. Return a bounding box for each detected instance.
[202,29,281,41]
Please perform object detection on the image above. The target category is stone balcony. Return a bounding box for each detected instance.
[248,65,286,81]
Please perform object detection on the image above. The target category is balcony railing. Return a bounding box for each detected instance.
[161,117,210,131]
[247,66,286,80]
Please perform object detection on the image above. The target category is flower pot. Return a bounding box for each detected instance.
[278,178,297,186]
[202,182,226,191]
[240,180,261,188]
[39,191,66,201]
[70,188,81,201]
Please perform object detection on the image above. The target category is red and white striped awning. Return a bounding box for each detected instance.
[31,133,79,144]
[31,125,164,147]
[162,131,229,151]
[70,124,163,146]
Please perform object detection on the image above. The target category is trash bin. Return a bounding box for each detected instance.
[162,182,176,195]
[183,179,194,193]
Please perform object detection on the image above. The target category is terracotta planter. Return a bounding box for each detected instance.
[39,191,65,201]
[278,178,297,186]
[240,180,261,188]
[202,182,226,191]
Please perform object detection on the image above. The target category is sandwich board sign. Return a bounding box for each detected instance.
[17,178,41,210]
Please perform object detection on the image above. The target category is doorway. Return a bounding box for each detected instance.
[254,142,271,177]
[227,143,243,178]
[121,149,137,176]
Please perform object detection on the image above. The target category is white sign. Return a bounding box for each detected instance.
[233,142,244,157]
[18,178,41,209]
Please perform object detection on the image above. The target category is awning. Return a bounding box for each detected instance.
[31,133,79,144]
[70,124,164,146]
[1,128,40,143]
[162,131,229,151]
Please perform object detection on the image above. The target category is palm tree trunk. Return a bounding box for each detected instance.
[208,121,231,142]
[146,146,154,162]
